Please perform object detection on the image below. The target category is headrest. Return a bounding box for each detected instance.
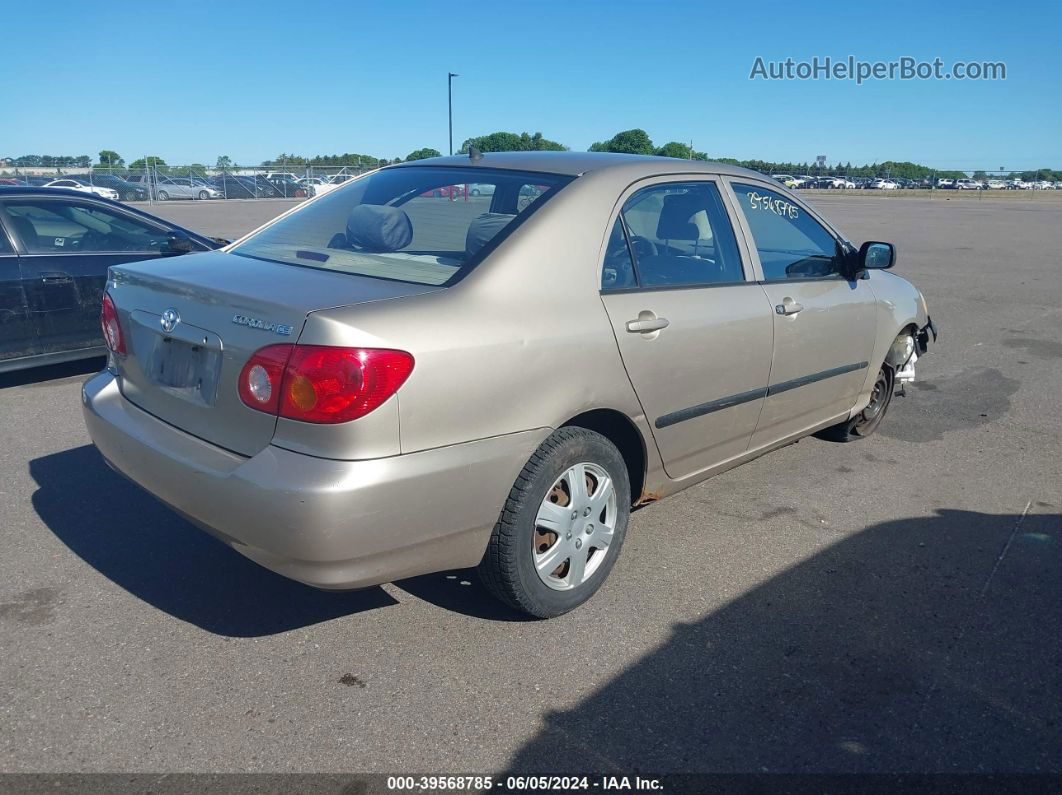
[656,193,704,241]
[346,204,413,252]
[465,212,515,258]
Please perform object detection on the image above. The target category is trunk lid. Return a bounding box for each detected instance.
[109,250,439,456]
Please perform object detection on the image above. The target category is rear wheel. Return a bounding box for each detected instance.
[815,364,894,442]
[479,427,630,618]
[156,190,169,201]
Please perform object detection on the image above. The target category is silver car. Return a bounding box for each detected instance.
[83,152,935,618]
[153,177,222,201]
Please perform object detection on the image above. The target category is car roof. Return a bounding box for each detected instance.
[0,185,93,198]
[388,151,769,180]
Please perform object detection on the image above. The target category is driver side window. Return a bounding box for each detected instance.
[3,200,173,254]
[730,183,844,281]
[613,181,744,288]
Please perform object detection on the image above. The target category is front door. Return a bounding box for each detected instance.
[599,179,775,480]
[0,221,38,365]
[1,197,182,354]
[727,180,877,449]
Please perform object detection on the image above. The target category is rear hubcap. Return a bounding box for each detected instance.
[532,462,617,591]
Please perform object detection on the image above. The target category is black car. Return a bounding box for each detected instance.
[209,175,279,199]
[0,186,225,373]
[65,174,148,201]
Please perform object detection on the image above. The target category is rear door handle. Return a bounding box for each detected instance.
[626,316,670,333]
[40,273,74,284]
[775,298,804,316]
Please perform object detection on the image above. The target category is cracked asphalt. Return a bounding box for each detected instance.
[1,196,1059,774]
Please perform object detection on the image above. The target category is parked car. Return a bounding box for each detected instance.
[266,172,301,183]
[63,174,148,201]
[0,186,224,373]
[81,152,935,618]
[150,176,222,201]
[210,175,271,199]
[265,177,307,198]
[467,183,495,196]
[955,179,982,190]
[868,179,898,190]
[42,178,119,200]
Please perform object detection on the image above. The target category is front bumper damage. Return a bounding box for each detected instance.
[897,317,937,394]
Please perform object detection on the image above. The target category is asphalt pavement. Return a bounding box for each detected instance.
[1,196,1059,774]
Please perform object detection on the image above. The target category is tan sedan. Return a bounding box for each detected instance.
[82,152,934,618]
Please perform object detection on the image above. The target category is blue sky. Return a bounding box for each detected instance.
[4,0,1060,169]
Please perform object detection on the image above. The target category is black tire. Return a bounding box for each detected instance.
[156,190,169,201]
[479,427,631,618]
[198,190,209,200]
[815,364,895,442]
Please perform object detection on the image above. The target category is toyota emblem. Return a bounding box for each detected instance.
[160,308,180,334]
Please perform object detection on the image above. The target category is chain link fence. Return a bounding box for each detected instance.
[1,161,1059,204]
[0,163,382,204]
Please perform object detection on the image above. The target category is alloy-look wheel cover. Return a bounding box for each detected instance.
[532,462,618,591]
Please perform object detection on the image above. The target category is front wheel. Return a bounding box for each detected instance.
[815,364,894,442]
[198,190,209,200]
[156,190,169,201]
[479,427,630,618]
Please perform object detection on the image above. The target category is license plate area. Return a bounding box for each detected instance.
[147,336,221,405]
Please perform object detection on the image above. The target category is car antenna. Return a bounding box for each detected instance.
[469,147,483,162]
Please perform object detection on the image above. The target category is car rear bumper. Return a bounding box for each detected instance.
[82,370,548,590]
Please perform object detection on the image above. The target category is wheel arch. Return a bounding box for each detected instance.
[560,408,647,507]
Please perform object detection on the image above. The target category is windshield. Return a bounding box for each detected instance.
[232,166,572,286]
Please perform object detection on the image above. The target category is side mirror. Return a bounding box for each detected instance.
[165,230,195,254]
[858,241,896,271]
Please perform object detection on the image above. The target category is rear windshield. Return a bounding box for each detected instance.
[232,166,572,286]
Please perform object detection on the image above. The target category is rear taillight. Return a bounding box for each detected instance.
[100,293,125,354]
[238,345,414,424]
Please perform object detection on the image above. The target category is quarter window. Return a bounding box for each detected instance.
[615,181,744,288]
[731,183,844,281]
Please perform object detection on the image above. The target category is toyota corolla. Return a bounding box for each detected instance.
[82,152,935,618]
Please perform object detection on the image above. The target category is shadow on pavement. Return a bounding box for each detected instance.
[506,508,1062,773]
[29,445,397,636]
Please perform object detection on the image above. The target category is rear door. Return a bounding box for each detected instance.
[0,196,197,355]
[599,178,775,480]
[0,220,38,364]
[726,180,877,448]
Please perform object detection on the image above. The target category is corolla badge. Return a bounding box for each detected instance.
[232,313,293,336]
[160,308,180,333]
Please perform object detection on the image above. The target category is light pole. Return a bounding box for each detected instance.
[448,72,459,155]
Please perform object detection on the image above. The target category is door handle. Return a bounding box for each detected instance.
[626,316,670,333]
[775,298,804,316]
[40,273,74,284]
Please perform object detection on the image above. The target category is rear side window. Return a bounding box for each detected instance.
[730,183,843,280]
[614,181,744,288]
[233,166,572,286]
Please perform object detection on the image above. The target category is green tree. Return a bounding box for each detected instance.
[129,156,167,171]
[216,155,233,171]
[589,129,655,155]
[459,131,567,153]
[405,147,442,161]
[655,141,708,160]
[97,150,124,168]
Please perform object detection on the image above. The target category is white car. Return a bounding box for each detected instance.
[955,179,982,190]
[869,179,897,190]
[42,179,119,200]
[309,174,360,197]
[986,180,1006,189]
